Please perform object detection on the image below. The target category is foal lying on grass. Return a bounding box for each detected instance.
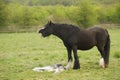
[33,62,72,74]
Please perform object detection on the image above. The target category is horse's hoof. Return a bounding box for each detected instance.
[73,66,80,69]
[73,67,80,69]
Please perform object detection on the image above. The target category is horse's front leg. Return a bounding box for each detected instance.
[73,46,80,69]
[67,47,72,62]
[65,46,72,69]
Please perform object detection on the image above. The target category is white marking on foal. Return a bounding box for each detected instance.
[99,58,105,68]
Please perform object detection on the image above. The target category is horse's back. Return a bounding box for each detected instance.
[88,27,109,46]
[88,27,108,39]
[88,27,107,33]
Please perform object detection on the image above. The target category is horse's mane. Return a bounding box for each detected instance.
[54,23,80,32]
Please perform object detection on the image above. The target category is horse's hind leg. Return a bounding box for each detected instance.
[104,35,110,68]
[97,47,105,68]
[97,46,108,68]
[97,35,110,68]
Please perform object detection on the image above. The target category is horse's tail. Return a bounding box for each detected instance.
[104,32,110,67]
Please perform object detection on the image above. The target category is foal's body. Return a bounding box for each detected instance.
[39,21,110,69]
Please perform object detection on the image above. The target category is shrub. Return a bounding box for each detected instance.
[114,3,120,23]
[74,1,97,28]
[0,2,120,32]
[0,0,7,27]
[97,4,120,24]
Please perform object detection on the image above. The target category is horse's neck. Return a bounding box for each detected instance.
[52,26,67,40]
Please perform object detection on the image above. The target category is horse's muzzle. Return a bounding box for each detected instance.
[38,29,47,37]
[38,29,43,33]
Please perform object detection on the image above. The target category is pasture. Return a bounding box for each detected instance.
[0,28,120,80]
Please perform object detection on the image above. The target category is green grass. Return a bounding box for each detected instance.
[0,28,120,80]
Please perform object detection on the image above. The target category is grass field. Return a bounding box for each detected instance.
[0,28,120,80]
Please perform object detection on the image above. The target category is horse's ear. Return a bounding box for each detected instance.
[49,20,53,25]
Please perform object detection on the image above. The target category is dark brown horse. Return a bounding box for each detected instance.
[39,21,110,69]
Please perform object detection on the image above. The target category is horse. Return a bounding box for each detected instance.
[38,21,110,69]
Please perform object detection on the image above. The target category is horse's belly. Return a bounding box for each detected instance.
[78,45,94,50]
[77,42,95,50]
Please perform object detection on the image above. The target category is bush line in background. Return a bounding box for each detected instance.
[0,1,120,32]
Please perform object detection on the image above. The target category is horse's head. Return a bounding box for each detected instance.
[39,21,54,37]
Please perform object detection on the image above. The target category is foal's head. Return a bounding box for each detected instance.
[39,21,54,37]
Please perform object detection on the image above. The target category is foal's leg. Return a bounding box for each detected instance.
[73,46,80,69]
